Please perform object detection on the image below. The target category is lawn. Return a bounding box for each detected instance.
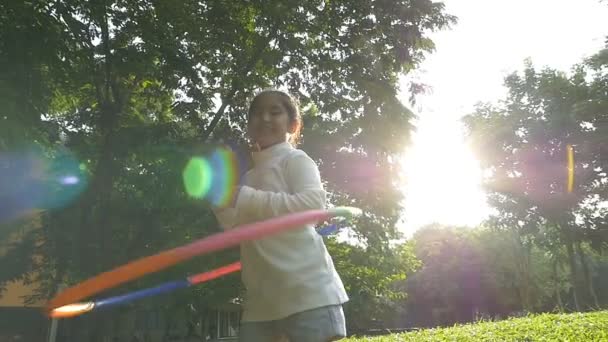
[345,311,608,341]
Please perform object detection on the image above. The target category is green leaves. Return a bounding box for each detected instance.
[0,0,457,338]
[463,44,608,313]
[327,238,419,332]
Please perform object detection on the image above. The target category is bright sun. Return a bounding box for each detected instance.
[391,0,608,237]
[399,114,491,236]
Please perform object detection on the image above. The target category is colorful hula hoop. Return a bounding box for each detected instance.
[49,223,343,319]
[50,262,242,318]
[46,207,360,313]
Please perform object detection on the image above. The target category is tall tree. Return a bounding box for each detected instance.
[0,0,455,339]
[463,46,608,311]
[327,236,420,332]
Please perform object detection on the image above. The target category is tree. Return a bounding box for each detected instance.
[402,224,587,327]
[327,236,420,332]
[404,225,492,327]
[463,46,608,311]
[0,0,456,339]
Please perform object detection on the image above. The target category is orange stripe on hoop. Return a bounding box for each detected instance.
[46,250,184,312]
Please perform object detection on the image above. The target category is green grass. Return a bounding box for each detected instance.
[345,311,608,341]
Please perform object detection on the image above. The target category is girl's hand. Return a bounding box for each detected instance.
[210,185,241,210]
[250,141,261,152]
[228,185,241,208]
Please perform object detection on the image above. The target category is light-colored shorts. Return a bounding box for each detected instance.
[239,305,347,342]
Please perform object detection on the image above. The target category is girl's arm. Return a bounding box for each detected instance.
[211,206,237,231]
[234,151,326,221]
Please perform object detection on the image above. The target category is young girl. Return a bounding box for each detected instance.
[212,90,349,342]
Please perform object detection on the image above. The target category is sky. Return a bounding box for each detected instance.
[398,0,608,236]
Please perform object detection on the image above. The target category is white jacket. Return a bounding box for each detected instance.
[213,142,348,322]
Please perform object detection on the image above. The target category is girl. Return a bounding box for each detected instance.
[212,90,349,342]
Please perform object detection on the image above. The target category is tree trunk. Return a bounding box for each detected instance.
[513,230,532,312]
[552,257,564,312]
[200,308,210,342]
[564,237,582,311]
[576,242,600,310]
[520,253,531,312]
[162,315,175,342]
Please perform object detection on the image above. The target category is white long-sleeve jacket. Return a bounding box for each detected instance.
[212,142,348,322]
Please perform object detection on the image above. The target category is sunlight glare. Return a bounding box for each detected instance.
[396,0,607,237]
[399,116,490,236]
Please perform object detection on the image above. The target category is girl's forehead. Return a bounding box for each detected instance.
[252,93,286,109]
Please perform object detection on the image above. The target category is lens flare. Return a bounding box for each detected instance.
[60,175,80,185]
[0,147,88,223]
[182,146,240,206]
[207,147,239,207]
[567,144,574,193]
[183,157,213,198]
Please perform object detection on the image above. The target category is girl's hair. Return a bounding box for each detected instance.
[247,89,302,146]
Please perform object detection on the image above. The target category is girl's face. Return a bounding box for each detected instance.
[248,93,296,149]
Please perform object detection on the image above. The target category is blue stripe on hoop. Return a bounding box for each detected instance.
[95,280,190,310]
[317,224,338,236]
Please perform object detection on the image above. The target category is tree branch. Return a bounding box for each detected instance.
[200,31,277,142]
[55,3,104,104]
[100,1,112,108]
